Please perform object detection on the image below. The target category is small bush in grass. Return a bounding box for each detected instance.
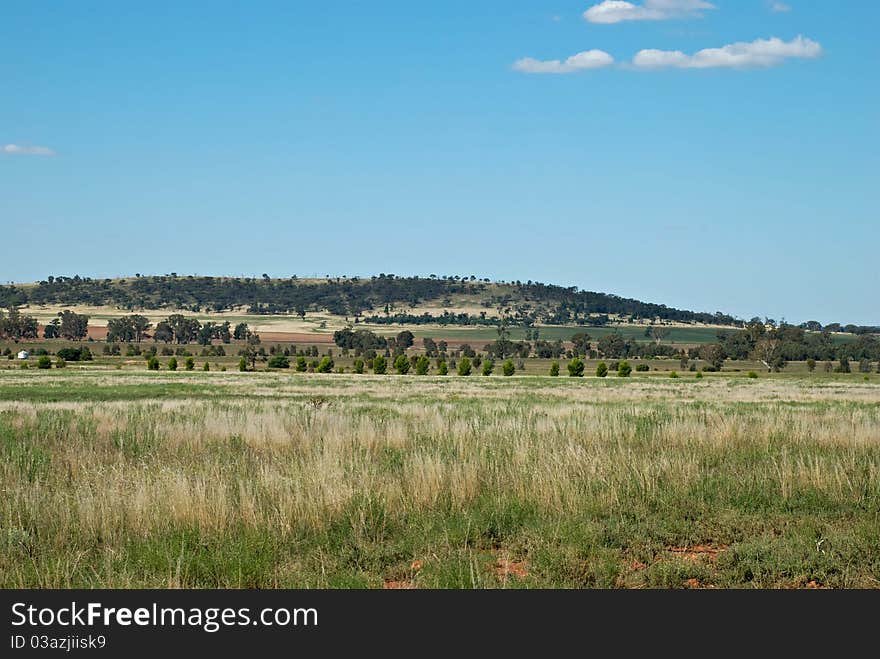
[596,362,608,378]
[267,355,289,369]
[549,361,559,377]
[168,357,178,371]
[185,357,195,371]
[296,356,307,372]
[670,371,678,378]
[567,358,585,378]
[55,358,66,369]
[807,359,816,372]
[238,357,247,372]
[457,357,472,376]
[316,356,334,373]
[37,355,52,369]
[353,358,365,374]
[748,371,759,379]
[482,359,494,376]
[502,359,515,377]
[394,355,411,375]
[696,371,704,380]
[220,366,227,372]
[19,362,29,370]
[636,364,650,372]
[373,355,387,375]
[202,362,210,371]
[617,361,632,378]
[437,361,448,375]
[147,357,159,371]
[415,356,430,375]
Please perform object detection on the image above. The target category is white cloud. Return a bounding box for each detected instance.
[513,50,614,74]
[632,35,822,69]
[2,144,56,156]
[584,0,715,24]
[770,2,792,12]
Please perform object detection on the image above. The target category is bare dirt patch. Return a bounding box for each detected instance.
[668,545,727,561]
[495,559,530,579]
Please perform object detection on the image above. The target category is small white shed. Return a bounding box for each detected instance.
[17,350,30,360]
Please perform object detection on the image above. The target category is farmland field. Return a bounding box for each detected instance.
[1,369,878,589]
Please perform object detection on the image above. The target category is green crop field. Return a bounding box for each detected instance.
[2,369,879,589]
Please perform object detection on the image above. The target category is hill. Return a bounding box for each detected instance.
[1,273,741,328]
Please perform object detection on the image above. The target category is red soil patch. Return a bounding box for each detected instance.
[668,545,726,561]
[683,578,703,589]
[495,559,530,579]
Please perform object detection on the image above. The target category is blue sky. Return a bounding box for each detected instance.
[2,1,877,324]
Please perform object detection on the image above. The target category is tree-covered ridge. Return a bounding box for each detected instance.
[0,273,876,333]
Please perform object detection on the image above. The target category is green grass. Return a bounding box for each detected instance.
[1,370,878,589]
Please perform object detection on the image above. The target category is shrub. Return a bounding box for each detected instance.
[437,361,448,376]
[79,347,93,361]
[567,358,585,378]
[55,357,66,369]
[502,359,515,377]
[596,362,608,378]
[617,361,632,378]
[669,371,678,379]
[202,362,210,371]
[296,356,308,372]
[161,347,174,356]
[19,362,29,370]
[696,371,704,379]
[636,364,650,372]
[147,357,160,371]
[482,360,494,376]
[549,361,560,377]
[268,355,290,369]
[353,358,365,374]
[835,358,851,374]
[185,357,195,371]
[394,354,411,375]
[238,357,247,372]
[806,359,816,372]
[56,348,83,361]
[415,356,430,376]
[748,371,758,379]
[168,357,178,371]
[316,356,334,373]
[37,355,52,369]
[457,357,472,376]
[373,355,387,375]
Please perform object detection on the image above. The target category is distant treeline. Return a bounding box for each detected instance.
[2,273,740,327]
[1,273,877,333]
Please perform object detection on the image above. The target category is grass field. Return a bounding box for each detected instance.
[1,370,878,589]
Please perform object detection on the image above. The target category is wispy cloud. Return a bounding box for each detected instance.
[2,144,57,156]
[632,35,822,69]
[769,2,792,12]
[513,50,615,74]
[584,0,716,24]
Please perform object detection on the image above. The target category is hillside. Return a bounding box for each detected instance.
[1,274,741,328]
